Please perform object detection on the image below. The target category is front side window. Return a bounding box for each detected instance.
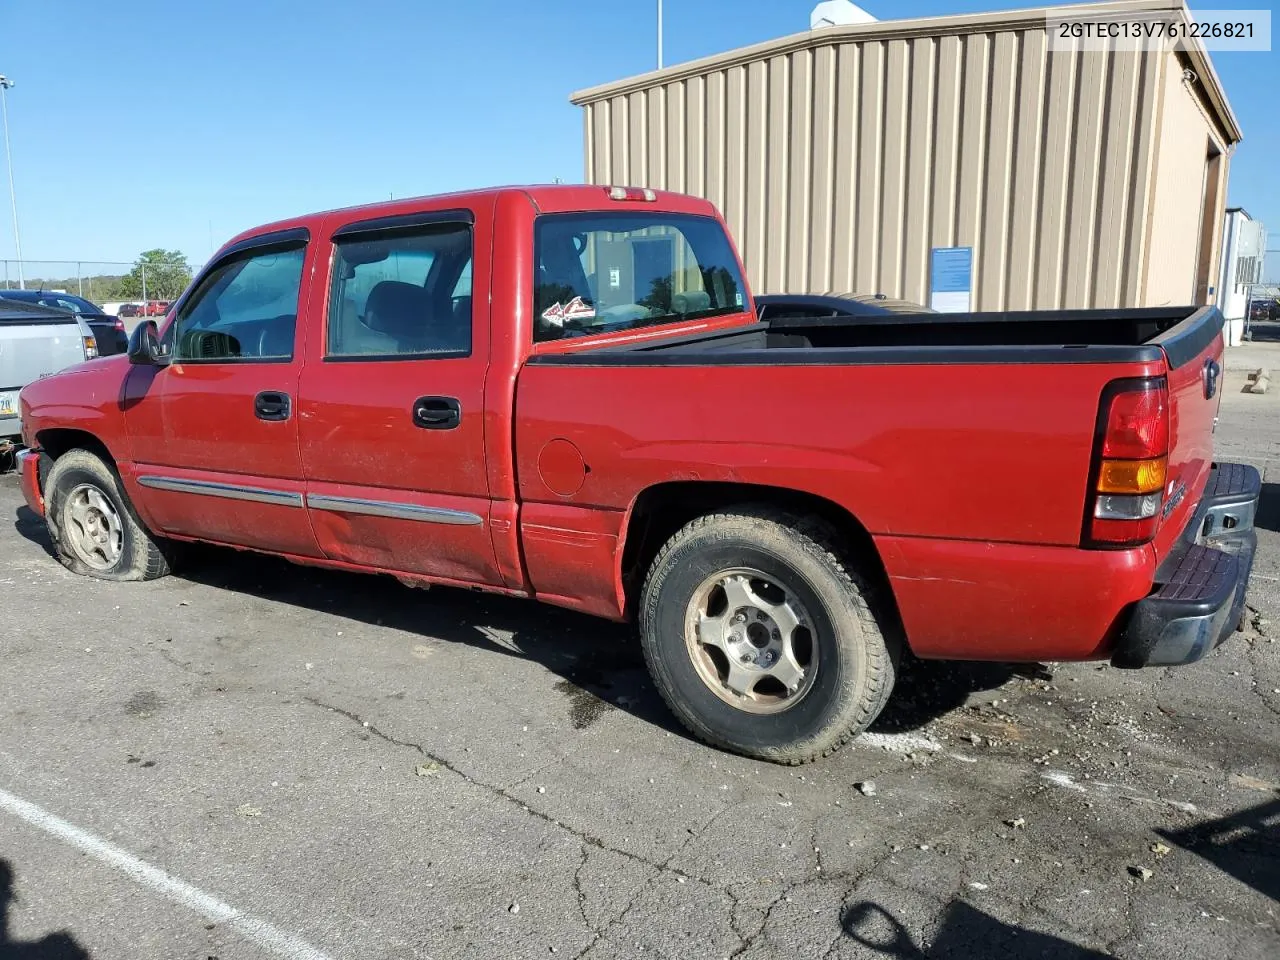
[171,245,305,362]
[533,213,747,343]
[327,223,472,359]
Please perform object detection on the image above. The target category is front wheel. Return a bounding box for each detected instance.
[639,507,897,763]
[45,449,171,581]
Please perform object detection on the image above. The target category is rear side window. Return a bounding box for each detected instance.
[37,295,97,314]
[327,223,472,360]
[533,213,746,343]
[171,245,305,362]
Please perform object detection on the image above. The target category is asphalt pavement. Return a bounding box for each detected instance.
[0,358,1277,960]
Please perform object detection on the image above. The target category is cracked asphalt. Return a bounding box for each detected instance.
[1,364,1278,960]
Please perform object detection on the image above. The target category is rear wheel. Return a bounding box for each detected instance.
[45,449,171,581]
[639,506,897,763]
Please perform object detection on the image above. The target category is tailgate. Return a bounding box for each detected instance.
[1152,308,1226,556]
[0,318,87,389]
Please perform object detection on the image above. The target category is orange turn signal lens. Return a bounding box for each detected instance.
[1097,457,1167,495]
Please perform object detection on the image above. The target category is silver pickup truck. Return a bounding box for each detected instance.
[1,297,98,461]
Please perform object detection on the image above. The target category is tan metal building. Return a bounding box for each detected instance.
[571,0,1242,312]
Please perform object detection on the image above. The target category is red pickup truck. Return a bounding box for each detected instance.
[15,185,1259,763]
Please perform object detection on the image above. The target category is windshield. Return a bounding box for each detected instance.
[533,212,747,343]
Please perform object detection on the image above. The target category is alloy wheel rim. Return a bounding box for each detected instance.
[64,483,123,570]
[684,567,819,714]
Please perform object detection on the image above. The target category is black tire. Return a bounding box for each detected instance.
[45,449,171,581]
[639,506,897,764]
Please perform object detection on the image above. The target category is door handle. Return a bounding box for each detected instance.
[413,396,461,430]
[254,391,291,421]
[1203,358,1221,400]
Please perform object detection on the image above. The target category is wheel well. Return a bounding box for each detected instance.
[36,429,114,466]
[620,481,898,623]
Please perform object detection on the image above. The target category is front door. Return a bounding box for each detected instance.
[124,230,322,557]
[295,206,501,586]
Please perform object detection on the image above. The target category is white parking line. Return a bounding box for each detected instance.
[0,786,337,960]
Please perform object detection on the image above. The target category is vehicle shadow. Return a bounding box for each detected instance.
[869,653,1015,734]
[19,507,689,742]
[14,505,1009,742]
[14,506,52,556]
[178,545,692,739]
[842,899,1107,959]
[1255,482,1280,533]
[1156,797,1280,903]
[1246,320,1280,342]
[0,859,92,959]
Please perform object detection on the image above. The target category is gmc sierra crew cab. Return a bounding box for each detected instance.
[15,185,1260,763]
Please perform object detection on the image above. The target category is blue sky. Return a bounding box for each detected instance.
[0,0,1275,270]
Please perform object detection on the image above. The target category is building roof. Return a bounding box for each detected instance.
[570,0,1241,144]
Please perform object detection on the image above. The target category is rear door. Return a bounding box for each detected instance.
[295,204,502,586]
[123,229,323,557]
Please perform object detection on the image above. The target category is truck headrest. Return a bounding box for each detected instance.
[364,281,429,341]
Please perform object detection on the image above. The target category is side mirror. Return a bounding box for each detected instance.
[127,319,165,365]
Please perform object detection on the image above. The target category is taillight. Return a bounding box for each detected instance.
[1084,378,1169,548]
[607,186,658,202]
[83,336,98,360]
[114,318,125,332]
[1100,385,1168,458]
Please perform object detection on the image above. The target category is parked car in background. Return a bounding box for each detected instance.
[141,300,171,317]
[13,185,1258,763]
[1250,298,1278,322]
[0,297,98,452]
[756,292,935,322]
[0,290,129,355]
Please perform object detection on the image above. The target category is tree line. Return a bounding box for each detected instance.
[3,249,193,302]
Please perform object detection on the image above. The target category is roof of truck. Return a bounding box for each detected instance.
[221,185,721,252]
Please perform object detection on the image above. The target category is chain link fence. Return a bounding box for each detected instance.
[1241,249,1280,339]
[0,259,195,313]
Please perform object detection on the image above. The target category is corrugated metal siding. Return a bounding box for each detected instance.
[1144,55,1220,306]
[581,29,1177,311]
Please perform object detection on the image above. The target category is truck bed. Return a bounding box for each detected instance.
[519,302,1225,658]
[558,303,1220,370]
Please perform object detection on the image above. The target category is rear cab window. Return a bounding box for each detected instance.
[533,213,748,343]
[36,295,97,315]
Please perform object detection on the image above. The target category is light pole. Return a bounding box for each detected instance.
[655,0,665,70]
[0,75,23,289]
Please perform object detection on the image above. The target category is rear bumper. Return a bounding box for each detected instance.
[17,447,44,517]
[1112,462,1260,668]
